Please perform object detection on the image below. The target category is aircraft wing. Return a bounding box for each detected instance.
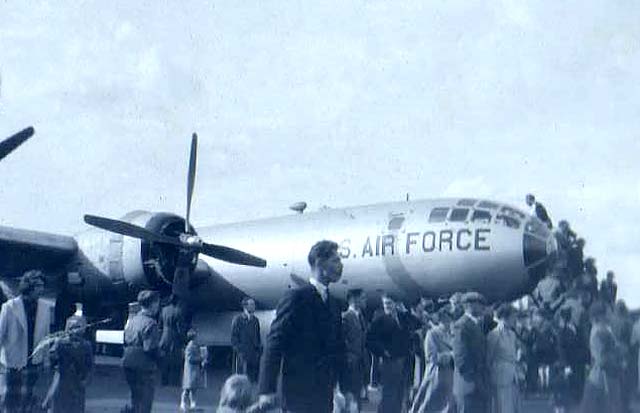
[0,226,78,277]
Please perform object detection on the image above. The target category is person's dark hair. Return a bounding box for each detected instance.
[19,270,44,295]
[307,240,339,268]
[347,288,364,302]
[526,194,535,202]
[241,297,254,308]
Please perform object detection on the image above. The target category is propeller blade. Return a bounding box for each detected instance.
[200,243,267,268]
[84,215,183,246]
[0,127,34,162]
[185,133,198,233]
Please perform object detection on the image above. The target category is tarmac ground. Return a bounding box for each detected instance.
[32,359,634,413]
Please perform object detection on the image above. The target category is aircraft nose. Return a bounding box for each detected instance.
[523,218,557,285]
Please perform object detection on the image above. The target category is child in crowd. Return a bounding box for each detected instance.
[181,329,203,411]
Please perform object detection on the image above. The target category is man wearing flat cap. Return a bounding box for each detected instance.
[453,292,489,413]
[0,269,52,413]
[122,290,161,413]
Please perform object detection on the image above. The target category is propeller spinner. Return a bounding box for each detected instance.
[83,133,267,268]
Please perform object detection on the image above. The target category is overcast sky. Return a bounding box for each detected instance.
[1,1,639,304]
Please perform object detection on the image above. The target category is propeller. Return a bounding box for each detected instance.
[185,133,197,234]
[0,127,35,162]
[83,132,267,268]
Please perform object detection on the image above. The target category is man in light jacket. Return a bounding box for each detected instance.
[0,270,52,413]
[487,304,520,413]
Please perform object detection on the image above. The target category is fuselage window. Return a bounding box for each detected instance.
[478,200,500,209]
[449,208,469,222]
[428,207,450,223]
[471,209,492,223]
[456,199,477,207]
[388,215,406,230]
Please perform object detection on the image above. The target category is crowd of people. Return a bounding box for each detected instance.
[0,194,636,413]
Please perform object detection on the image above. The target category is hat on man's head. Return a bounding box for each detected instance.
[137,290,160,308]
[460,292,486,305]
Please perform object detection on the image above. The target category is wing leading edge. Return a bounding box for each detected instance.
[0,226,77,277]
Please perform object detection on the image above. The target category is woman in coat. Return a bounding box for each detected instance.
[487,304,520,413]
[181,329,203,411]
[42,315,94,413]
[581,301,623,413]
[410,307,454,413]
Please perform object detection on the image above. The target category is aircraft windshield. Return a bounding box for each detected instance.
[429,208,449,223]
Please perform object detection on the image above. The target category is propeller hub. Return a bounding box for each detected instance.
[180,233,203,248]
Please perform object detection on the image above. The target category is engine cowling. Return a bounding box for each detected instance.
[69,210,197,308]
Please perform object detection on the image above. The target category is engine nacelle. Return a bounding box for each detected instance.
[68,210,196,311]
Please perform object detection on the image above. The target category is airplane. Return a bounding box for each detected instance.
[0,131,557,345]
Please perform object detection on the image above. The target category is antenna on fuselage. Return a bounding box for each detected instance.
[290,201,307,214]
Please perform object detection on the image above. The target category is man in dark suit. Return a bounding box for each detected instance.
[366,293,422,413]
[453,292,489,413]
[599,270,618,307]
[342,288,368,411]
[231,297,262,383]
[257,240,351,413]
[159,295,186,386]
[526,194,553,229]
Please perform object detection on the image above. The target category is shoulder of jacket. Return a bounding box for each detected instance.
[453,316,468,328]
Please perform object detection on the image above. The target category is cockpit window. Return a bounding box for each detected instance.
[449,208,469,222]
[429,208,450,223]
[496,214,520,229]
[471,209,492,223]
[500,206,526,220]
[478,200,500,209]
[388,215,405,230]
[456,199,477,207]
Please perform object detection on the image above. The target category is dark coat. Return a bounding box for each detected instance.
[599,280,618,306]
[231,313,262,365]
[366,311,421,360]
[535,202,553,229]
[258,283,346,413]
[159,303,186,356]
[452,314,488,405]
[45,336,93,413]
[342,308,368,395]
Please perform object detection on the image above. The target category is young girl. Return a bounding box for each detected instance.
[181,329,203,411]
[217,374,253,413]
